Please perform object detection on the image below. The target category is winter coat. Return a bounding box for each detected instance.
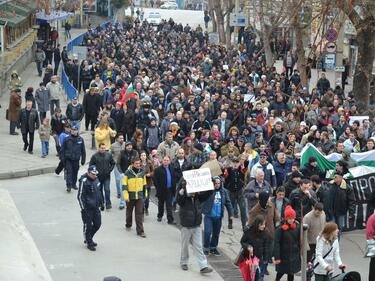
[225,166,246,193]
[66,103,84,121]
[314,237,343,275]
[289,188,318,220]
[89,152,115,178]
[17,108,40,134]
[142,159,154,186]
[240,225,270,260]
[60,135,86,164]
[83,93,101,117]
[156,140,179,161]
[176,184,212,228]
[77,173,101,210]
[202,187,233,218]
[250,162,277,188]
[51,114,67,135]
[273,160,293,187]
[327,179,355,218]
[188,151,209,169]
[46,81,62,100]
[283,178,300,198]
[8,92,22,122]
[171,158,192,183]
[271,197,290,220]
[95,126,116,151]
[300,163,324,179]
[38,124,51,142]
[274,223,301,274]
[249,201,280,238]
[153,165,177,198]
[302,210,326,245]
[35,88,50,113]
[118,149,139,173]
[244,180,272,210]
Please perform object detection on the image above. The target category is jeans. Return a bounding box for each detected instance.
[50,99,60,116]
[70,120,81,132]
[54,60,60,75]
[144,186,151,210]
[180,226,208,270]
[332,215,346,232]
[254,259,265,281]
[203,216,222,251]
[53,134,60,154]
[228,190,248,228]
[114,166,125,206]
[36,61,43,76]
[41,141,49,156]
[85,114,97,131]
[65,29,71,40]
[99,176,111,206]
[22,131,34,152]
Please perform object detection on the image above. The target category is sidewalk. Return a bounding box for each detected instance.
[0,28,88,180]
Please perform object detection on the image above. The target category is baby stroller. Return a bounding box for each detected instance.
[331,269,361,281]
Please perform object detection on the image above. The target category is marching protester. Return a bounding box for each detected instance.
[314,222,346,281]
[77,165,102,251]
[176,179,213,274]
[89,143,116,210]
[110,134,126,209]
[202,176,233,256]
[153,156,176,224]
[122,157,147,238]
[7,88,22,135]
[18,100,40,154]
[140,151,154,216]
[66,96,84,131]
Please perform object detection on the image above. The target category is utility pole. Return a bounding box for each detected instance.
[234,0,240,44]
[80,0,83,28]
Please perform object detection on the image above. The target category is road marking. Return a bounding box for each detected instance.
[48,263,74,270]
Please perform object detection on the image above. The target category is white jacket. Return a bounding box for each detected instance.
[314,236,343,275]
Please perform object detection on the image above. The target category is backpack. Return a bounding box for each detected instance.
[146,126,160,149]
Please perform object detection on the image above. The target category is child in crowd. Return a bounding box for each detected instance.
[39,117,51,158]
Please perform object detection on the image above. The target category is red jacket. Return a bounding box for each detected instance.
[367,213,375,240]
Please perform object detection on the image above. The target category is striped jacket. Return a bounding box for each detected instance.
[122,166,147,201]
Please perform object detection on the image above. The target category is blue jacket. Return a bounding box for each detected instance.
[202,187,233,218]
[273,159,293,187]
[77,173,101,209]
[61,135,86,164]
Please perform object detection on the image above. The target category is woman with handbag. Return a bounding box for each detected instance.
[314,222,346,281]
[240,215,269,281]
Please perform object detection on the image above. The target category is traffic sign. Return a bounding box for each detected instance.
[230,13,248,27]
[335,66,345,72]
[325,42,337,53]
[325,28,338,42]
[324,53,336,70]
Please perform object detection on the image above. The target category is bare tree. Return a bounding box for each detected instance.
[210,0,235,46]
[337,0,375,112]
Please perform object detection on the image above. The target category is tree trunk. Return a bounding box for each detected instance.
[294,23,308,87]
[214,6,225,44]
[208,0,217,32]
[225,12,231,47]
[353,26,375,112]
[263,32,273,67]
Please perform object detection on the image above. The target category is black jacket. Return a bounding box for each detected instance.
[18,108,39,134]
[51,114,67,135]
[327,179,355,218]
[171,158,192,184]
[225,167,245,193]
[77,173,101,209]
[89,152,115,178]
[118,149,139,173]
[83,93,101,116]
[289,188,318,220]
[153,165,177,198]
[66,103,84,121]
[240,225,270,260]
[274,223,301,274]
[61,135,86,164]
[176,184,212,228]
[300,163,324,179]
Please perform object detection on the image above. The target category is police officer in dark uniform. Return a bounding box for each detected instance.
[77,165,102,251]
[61,125,86,192]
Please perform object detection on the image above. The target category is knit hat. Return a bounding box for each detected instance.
[259,191,270,209]
[194,142,204,152]
[284,205,296,220]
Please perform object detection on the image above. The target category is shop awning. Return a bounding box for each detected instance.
[0,11,26,27]
[36,11,74,23]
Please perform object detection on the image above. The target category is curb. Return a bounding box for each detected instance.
[0,167,55,180]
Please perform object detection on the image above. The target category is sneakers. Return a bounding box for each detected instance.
[210,249,221,256]
[137,232,146,238]
[106,204,112,210]
[84,240,97,247]
[200,267,213,274]
[181,264,188,271]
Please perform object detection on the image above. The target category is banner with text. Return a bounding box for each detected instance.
[183,168,214,194]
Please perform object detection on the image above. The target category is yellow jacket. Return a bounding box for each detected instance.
[95,127,116,150]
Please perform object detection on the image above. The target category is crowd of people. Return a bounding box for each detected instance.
[6,14,374,281]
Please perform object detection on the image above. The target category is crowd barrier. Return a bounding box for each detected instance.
[61,20,114,101]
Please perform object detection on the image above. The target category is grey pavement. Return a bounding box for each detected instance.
[0,173,223,281]
[0,28,89,180]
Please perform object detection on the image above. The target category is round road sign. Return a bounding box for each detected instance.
[325,28,338,42]
[325,42,337,53]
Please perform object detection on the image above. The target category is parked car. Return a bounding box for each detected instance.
[160,2,178,9]
[147,12,162,25]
